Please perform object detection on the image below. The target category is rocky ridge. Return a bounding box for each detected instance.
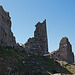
[0,6,74,64]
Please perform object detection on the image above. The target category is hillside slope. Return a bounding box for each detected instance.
[0,46,75,75]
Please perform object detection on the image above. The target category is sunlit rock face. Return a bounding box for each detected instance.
[25,19,48,55]
[0,6,16,47]
[50,37,74,64]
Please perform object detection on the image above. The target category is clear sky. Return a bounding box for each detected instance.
[0,0,75,54]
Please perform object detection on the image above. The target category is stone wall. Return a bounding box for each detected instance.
[25,19,48,55]
[50,37,74,64]
[0,6,16,47]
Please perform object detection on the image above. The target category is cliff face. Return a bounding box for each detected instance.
[25,19,48,55]
[0,6,16,47]
[50,37,74,64]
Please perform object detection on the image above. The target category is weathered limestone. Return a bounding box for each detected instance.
[50,37,74,64]
[0,6,16,47]
[25,19,48,55]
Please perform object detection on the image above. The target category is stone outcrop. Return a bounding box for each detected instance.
[0,6,16,47]
[50,37,74,64]
[25,19,48,55]
[0,6,74,62]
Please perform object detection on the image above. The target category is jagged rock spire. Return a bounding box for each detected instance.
[0,6,16,47]
[50,37,74,64]
[59,37,74,63]
[25,19,48,55]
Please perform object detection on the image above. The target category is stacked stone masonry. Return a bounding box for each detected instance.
[25,19,48,55]
[0,6,16,47]
[50,37,74,64]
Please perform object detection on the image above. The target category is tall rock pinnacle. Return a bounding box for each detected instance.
[25,19,48,55]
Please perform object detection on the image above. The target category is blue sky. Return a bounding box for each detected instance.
[0,0,75,54]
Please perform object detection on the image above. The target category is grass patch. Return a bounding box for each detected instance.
[0,46,75,74]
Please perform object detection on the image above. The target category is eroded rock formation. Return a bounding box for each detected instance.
[25,19,48,55]
[50,37,74,64]
[0,6,74,62]
[0,6,16,47]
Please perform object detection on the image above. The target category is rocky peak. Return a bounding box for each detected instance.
[59,37,72,52]
[59,37,69,46]
[0,6,16,47]
[0,6,11,27]
[59,37,74,63]
[50,37,74,64]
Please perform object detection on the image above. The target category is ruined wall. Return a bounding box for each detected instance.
[25,19,48,55]
[0,6,16,47]
[50,37,74,64]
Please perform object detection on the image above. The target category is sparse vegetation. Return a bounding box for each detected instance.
[0,46,75,74]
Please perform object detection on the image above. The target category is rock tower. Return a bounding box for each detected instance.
[25,19,48,55]
[0,6,16,47]
[50,37,74,64]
